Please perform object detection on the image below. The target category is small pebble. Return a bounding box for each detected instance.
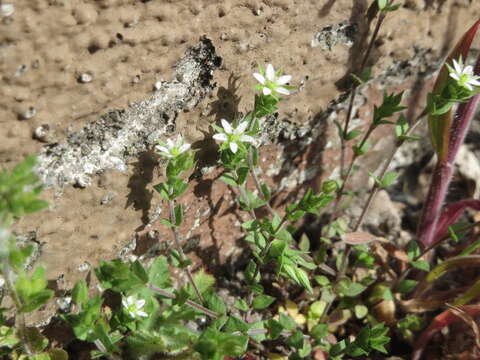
[19,106,36,120]
[132,74,141,83]
[154,81,162,90]
[33,124,50,142]
[0,3,14,17]
[100,192,115,205]
[78,72,93,83]
[77,262,91,272]
[15,64,28,76]
[56,297,72,312]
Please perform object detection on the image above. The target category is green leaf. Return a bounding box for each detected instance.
[72,280,89,308]
[153,182,170,200]
[132,260,149,284]
[380,172,399,187]
[353,140,371,156]
[354,304,369,319]
[234,299,249,312]
[286,330,304,349]
[261,184,271,201]
[337,279,367,297]
[278,313,297,331]
[205,292,226,315]
[345,129,363,140]
[407,240,421,261]
[310,324,328,341]
[147,256,170,288]
[191,270,215,296]
[24,327,49,353]
[159,218,175,227]
[411,260,430,272]
[174,204,183,226]
[0,326,20,347]
[295,267,313,293]
[269,239,287,257]
[252,295,275,310]
[194,327,248,360]
[219,173,238,186]
[397,280,418,294]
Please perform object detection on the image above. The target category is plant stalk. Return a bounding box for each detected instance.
[167,199,205,305]
[339,10,386,178]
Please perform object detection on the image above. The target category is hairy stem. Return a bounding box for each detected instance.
[353,113,424,231]
[148,284,219,318]
[416,161,454,248]
[167,199,205,305]
[248,147,275,216]
[340,11,386,179]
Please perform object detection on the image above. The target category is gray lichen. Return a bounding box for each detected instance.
[311,22,357,50]
[37,37,221,188]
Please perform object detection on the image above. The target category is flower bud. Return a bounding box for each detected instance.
[322,180,338,194]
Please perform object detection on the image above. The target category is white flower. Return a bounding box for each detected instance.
[122,296,148,318]
[448,57,480,91]
[212,119,255,153]
[155,135,191,158]
[253,64,292,96]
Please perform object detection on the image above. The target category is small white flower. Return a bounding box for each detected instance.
[122,296,148,318]
[213,119,255,153]
[155,135,191,158]
[253,64,292,96]
[448,57,480,91]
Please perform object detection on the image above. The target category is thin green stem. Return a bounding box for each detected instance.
[167,199,205,305]
[339,11,387,179]
[248,147,275,216]
[147,284,219,318]
[353,113,424,231]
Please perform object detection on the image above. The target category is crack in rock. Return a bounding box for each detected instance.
[37,37,221,188]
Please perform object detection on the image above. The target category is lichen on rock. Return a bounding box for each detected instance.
[37,37,221,188]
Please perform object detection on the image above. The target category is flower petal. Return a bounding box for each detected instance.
[230,142,238,153]
[469,79,480,86]
[137,310,148,317]
[136,299,146,308]
[263,87,272,96]
[253,72,266,84]
[166,139,174,149]
[221,119,233,134]
[276,87,290,95]
[155,145,170,154]
[277,75,292,85]
[464,65,474,75]
[179,143,191,153]
[453,59,462,74]
[235,121,249,134]
[464,83,473,91]
[266,64,275,81]
[450,73,460,81]
[213,133,228,141]
[240,135,255,143]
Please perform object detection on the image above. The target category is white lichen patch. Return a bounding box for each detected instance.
[36,38,221,188]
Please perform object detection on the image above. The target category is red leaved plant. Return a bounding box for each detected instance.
[417,19,480,249]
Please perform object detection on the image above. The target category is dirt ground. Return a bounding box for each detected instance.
[1,0,480,326]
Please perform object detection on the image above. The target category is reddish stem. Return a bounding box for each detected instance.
[416,161,454,248]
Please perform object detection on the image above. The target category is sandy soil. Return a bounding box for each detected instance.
[1,0,480,325]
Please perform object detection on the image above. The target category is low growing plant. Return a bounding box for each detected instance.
[3,1,480,359]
